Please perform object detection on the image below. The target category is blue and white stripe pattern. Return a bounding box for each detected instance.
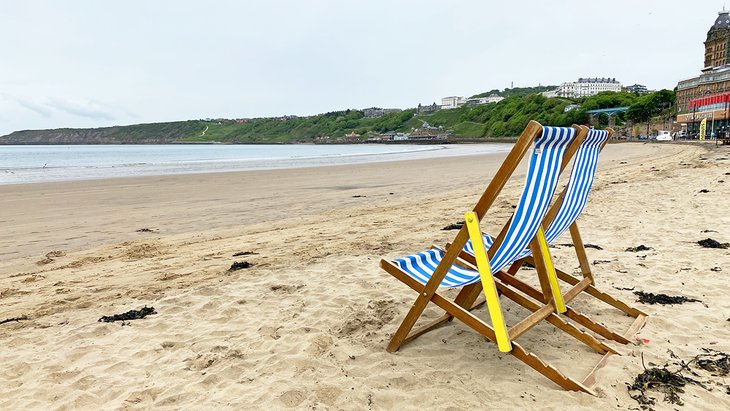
[542,129,609,243]
[511,128,610,259]
[483,126,576,273]
[393,248,484,287]
[392,126,576,287]
[466,129,610,261]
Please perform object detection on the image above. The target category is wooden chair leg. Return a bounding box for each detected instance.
[386,289,433,352]
[569,223,593,282]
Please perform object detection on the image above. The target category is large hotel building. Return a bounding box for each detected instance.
[676,9,730,136]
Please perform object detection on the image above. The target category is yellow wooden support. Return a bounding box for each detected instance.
[464,211,512,352]
[536,226,567,313]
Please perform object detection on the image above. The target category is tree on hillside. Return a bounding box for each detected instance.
[581,91,637,111]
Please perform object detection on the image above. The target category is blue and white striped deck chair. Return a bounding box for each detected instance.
[457,128,647,345]
[380,121,608,393]
[393,125,576,289]
[462,128,612,258]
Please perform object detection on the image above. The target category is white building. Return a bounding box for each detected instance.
[484,94,504,104]
[557,78,622,98]
[441,96,466,109]
[465,94,505,107]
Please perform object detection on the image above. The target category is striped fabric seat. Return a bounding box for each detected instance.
[461,129,610,261]
[541,129,610,244]
[393,126,576,287]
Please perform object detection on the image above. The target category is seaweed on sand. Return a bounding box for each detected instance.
[633,291,701,305]
[229,261,254,271]
[0,315,28,325]
[232,251,259,257]
[442,221,464,230]
[628,349,730,410]
[626,245,653,252]
[697,238,729,249]
[98,306,156,323]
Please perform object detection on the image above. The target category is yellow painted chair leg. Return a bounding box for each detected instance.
[536,226,566,313]
[464,211,512,352]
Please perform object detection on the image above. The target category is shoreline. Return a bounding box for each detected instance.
[0,143,512,186]
[0,142,671,263]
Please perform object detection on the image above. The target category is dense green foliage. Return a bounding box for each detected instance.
[1,88,677,144]
[624,89,675,124]
[470,86,558,99]
[188,109,418,143]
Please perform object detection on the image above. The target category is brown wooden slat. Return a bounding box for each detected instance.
[564,308,631,345]
[582,352,613,388]
[507,304,555,340]
[623,314,648,339]
[496,283,618,355]
[569,223,593,281]
[562,277,593,303]
[510,342,595,394]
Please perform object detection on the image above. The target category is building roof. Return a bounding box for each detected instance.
[709,10,730,34]
[577,77,619,84]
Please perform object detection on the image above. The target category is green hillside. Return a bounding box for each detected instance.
[0,89,676,144]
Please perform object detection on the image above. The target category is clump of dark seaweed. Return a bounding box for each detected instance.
[99,306,156,323]
[442,221,464,231]
[697,238,729,249]
[628,365,690,408]
[626,245,653,252]
[694,348,730,376]
[229,261,254,271]
[628,349,730,410]
[634,291,701,305]
[559,242,603,250]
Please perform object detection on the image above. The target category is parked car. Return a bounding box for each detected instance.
[655,130,672,141]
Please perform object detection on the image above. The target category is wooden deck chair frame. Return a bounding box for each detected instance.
[446,127,647,351]
[381,121,613,393]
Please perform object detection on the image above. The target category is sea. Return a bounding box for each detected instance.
[0,143,512,185]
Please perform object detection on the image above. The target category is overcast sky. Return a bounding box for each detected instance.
[0,1,724,136]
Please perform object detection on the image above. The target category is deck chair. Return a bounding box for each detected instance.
[381,121,614,392]
[452,128,647,348]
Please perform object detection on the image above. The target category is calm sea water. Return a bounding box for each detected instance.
[0,143,512,185]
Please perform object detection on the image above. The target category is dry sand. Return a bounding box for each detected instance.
[1,142,728,410]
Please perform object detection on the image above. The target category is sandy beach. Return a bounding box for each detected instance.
[1,142,729,410]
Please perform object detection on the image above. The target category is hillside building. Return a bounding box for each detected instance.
[465,94,504,107]
[441,96,466,109]
[676,8,730,136]
[623,84,649,94]
[416,102,440,113]
[556,78,622,98]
